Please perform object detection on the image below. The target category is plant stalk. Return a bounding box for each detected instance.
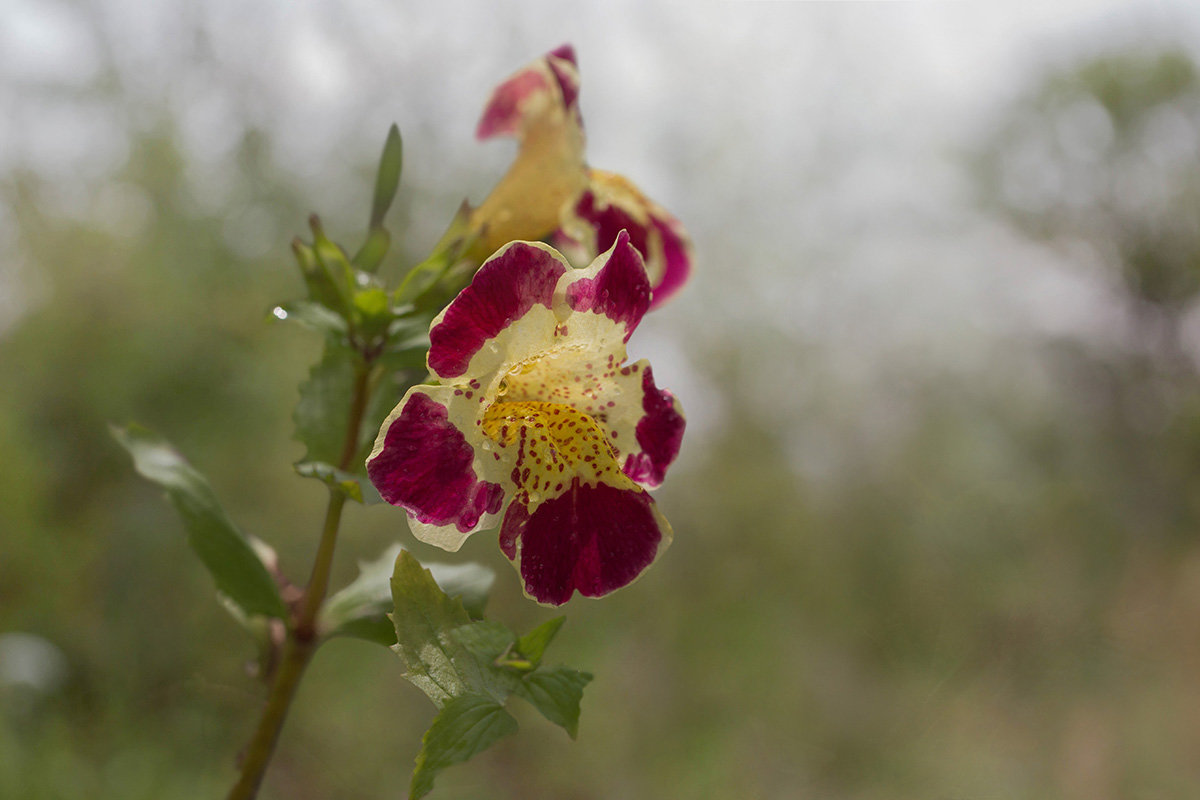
[225,358,373,800]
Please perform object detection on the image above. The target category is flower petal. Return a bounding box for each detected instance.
[470,48,588,258]
[555,169,694,308]
[645,208,693,308]
[482,400,632,503]
[560,230,651,341]
[498,479,672,606]
[620,364,686,488]
[545,45,581,114]
[559,358,684,489]
[427,241,568,381]
[366,387,508,551]
[476,45,582,141]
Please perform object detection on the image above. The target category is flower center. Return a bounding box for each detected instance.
[481,400,631,503]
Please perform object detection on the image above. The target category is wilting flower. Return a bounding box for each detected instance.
[469,45,693,309]
[367,234,685,605]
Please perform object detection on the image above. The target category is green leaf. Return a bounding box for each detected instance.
[353,286,390,319]
[321,545,493,645]
[309,215,357,312]
[379,344,430,375]
[351,286,394,340]
[352,226,391,273]
[294,461,382,505]
[394,252,455,305]
[294,344,395,469]
[514,616,565,669]
[368,124,403,232]
[111,424,287,619]
[514,666,593,739]
[390,550,482,706]
[426,561,496,620]
[389,554,592,791]
[450,621,522,699]
[451,620,514,661]
[293,345,355,465]
[321,544,404,644]
[394,200,478,304]
[293,338,402,470]
[409,695,517,800]
[269,300,348,338]
[291,237,345,312]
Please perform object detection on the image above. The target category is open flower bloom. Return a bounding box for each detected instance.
[367,233,685,605]
[469,45,693,309]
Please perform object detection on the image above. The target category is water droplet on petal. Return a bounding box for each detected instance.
[271,306,288,320]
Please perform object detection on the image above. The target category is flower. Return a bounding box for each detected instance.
[367,233,685,605]
[554,169,693,309]
[469,45,694,309]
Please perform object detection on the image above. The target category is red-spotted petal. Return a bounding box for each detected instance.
[366,387,507,551]
[542,357,683,489]
[427,242,568,380]
[498,479,672,606]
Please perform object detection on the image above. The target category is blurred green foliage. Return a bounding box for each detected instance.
[975,47,1200,356]
[4,41,1200,800]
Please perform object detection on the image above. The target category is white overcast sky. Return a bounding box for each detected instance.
[3,0,1199,455]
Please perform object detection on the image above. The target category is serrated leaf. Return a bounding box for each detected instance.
[451,621,522,699]
[293,345,391,468]
[426,561,495,620]
[515,666,592,739]
[391,550,488,706]
[409,694,517,800]
[111,424,287,619]
[451,621,514,660]
[390,552,590,790]
[294,461,382,505]
[294,345,355,465]
[514,617,564,669]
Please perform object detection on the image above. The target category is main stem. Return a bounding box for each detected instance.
[226,359,373,800]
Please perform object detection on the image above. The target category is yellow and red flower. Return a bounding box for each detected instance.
[470,46,693,309]
[367,235,685,605]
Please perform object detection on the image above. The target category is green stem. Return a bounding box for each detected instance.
[225,358,373,800]
[224,635,313,800]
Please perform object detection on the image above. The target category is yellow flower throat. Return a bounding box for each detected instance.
[481,401,633,502]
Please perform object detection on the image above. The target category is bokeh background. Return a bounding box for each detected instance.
[5,1,1200,798]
